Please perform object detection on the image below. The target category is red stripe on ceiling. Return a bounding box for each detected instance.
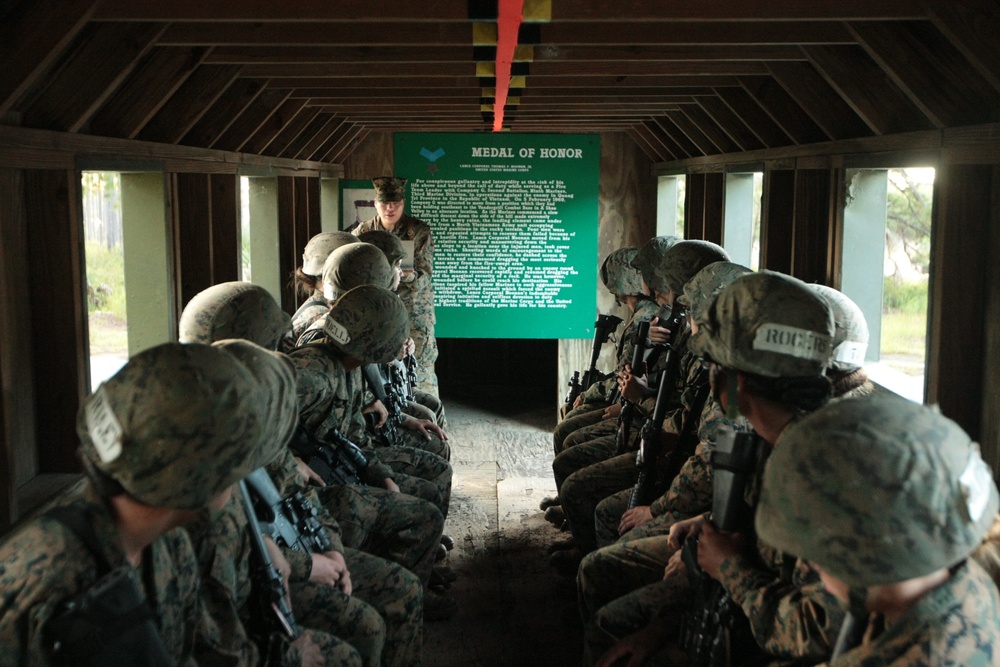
[493,0,524,132]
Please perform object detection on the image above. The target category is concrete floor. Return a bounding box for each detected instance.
[424,393,583,667]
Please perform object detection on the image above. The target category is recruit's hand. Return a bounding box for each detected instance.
[602,401,622,420]
[291,633,325,667]
[666,514,706,551]
[618,366,649,404]
[383,477,400,494]
[402,416,447,441]
[362,400,388,428]
[294,457,326,487]
[648,316,675,346]
[594,623,670,667]
[618,506,653,535]
[663,547,687,581]
[310,552,352,595]
[696,521,748,581]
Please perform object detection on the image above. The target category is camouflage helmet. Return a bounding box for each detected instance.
[179,281,290,351]
[321,242,394,301]
[372,176,407,203]
[77,341,297,510]
[302,231,359,276]
[358,229,406,266]
[320,285,410,364]
[756,392,999,587]
[808,284,869,373]
[600,247,644,297]
[678,261,754,326]
[689,271,835,377]
[652,240,730,295]
[631,235,681,289]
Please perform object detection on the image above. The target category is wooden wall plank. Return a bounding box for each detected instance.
[980,166,1000,468]
[89,47,210,140]
[240,98,309,156]
[926,163,992,441]
[766,61,874,140]
[696,95,765,152]
[802,44,935,136]
[343,131,394,180]
[0,169,35,531]
[761,168,795,273]
[209,173,241,284]
[703,172,725,245]
[0,0,99,115]
[685,173,707,239]
[677,105,741,154]
[138,65,243,145]
[24,169,86,474]
[22,22,166,133]
[277,176,298,312]
[173,173,214,311]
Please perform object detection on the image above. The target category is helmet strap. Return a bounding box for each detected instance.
[847,586,869,617]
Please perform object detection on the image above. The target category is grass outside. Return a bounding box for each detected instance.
[85,241,128,356]
[880,310,927,376]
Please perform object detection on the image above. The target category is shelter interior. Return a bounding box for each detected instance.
[2,0,1000,536]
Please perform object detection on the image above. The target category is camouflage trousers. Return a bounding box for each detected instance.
[595,489,688,549]
[410,322,439,400]
[581,563,692,667]
[552,434,618,493]
[294,628,365,667]
[578,533,680,621]
[316,483,443,585]
[561,451,639,554]
[399,424,450,461]
[289,578,385,667]
[292,546,424,667]
[552,405,608,455]
[373,444,453,519]
[413,389,447,429]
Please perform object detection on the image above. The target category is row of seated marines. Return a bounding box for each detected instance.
[0,230,463,666]
[541,236,1000,666]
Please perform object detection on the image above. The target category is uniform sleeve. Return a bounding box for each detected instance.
[407,221,433,285]
[716,549,844,661]
[650,444,713,518]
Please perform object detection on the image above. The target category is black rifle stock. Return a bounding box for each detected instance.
[239,479,300,639]
[289,425,368,487]
[614,320,650,456]
[679,428,767,667]
[564,313,623,410]
[362,364,404,447]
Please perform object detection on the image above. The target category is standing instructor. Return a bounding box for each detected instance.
[355,176,440,398]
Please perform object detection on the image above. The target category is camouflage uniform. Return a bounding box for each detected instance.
[757,393,1000,667]
[355,179,438,399]
[0,342,297,665]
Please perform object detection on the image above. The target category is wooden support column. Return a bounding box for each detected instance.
[703,172,725,245]
[210,174,240,284]
[0,169,35,531]
[760,169,795,274]
[790,169,837,285]
[927,164,993,446]
[981,167,1000,466]
[277,176,298,312]
[685,173,707,240]
[24,169,87,474]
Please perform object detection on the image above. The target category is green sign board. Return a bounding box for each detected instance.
[394,133,600,339]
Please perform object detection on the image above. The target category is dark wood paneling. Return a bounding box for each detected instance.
[981,166,1000,470]
[212,89,292,152]
[926,164,992,441]
[277,176,298,312]
[790,169,835,284]
[696,95,765,152]
[89,47,209,140]
[241,98,309,156]
[0,0,98,115]
[678,105,741,155]
[703,172,725,245]
[180,78,267,149]
[209,173,240,284]
[927,0,1000,94]
[138,65,243,145]
[271,108,325,160]
[714,86,792,148]
[685,172,707,240]
[653,116,699,158]
[173,173,214,310]
[766,61,873,140]
[761,169,795,273]
[739,76,829,145]
[24,169,86,474]
[21,22,165,133]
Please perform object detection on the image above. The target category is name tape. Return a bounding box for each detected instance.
[753,323,831,362]
[959,450,993,523]
[85,386,123,463]
[832,341,867,365]
[323,318,352,346]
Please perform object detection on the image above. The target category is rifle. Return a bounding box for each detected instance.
[614,320,650,456]
[564,313,624,410]
[627,311,702,509]
[289,425,369,487]
[403,354,418,400]
[362,364,404,447]
[244,468,334,554]
[678,427,768,667]
[239,479,300,639]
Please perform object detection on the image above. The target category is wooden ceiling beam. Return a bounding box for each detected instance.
[848,20,1000,128]
[523,62,771,77]
[676,104,742,154]
[738,75,829,144]
[239,98,310,156]
[282,113,338,161]
[324,124,366,163]
[634,121,679,161]
[642,119,690,160]
[307,118,349,163]
[802,44,935,136]
[653,116,701,157]
[241,63,475,78]
[265,107,324,158]
[262,75,743,89]
[159,23,473,47]
[713,86,792,148]
[925,0,1000,94]
[533,21,858,45]
[138,65,243,144]
[180,78,266,148]
[22,22,167,133]
[294,115,341,162]
[212,88,292,152]
[627,126,668,162]
[665,109,726,155]
[695,95,765,151]
[90,47,211,140]
[765,61,873,140]
[0,0,99,115]
[94,0,924,21]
